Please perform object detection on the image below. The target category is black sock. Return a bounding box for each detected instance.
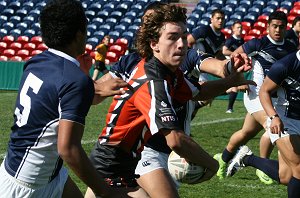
[243,155,280,182]
[288,177,300,198]
[227,92,237,110]
[222,148,235,163]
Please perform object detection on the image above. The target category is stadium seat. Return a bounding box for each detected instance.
[0,42,7,53]
[10,29,22,39]
[235,6,247,13]
[17,49,30,60]
[23,1,34,11]
[0,1,7,12]
[31,49,43,56]
[110,11,123,20]
[2,35,15,46]
[0,28,7,38]
[31,23,41,33]
[257,15,269,23]
[10,16,21,25]
[294,2,300,7]
[109,44,124,56]
[8,1,21,10]
[243,13,258,24]
[253,0,266,7]
[17,36,30,45]
[114,24,127,34]
[91,17,104,27]
[109,31,121,41]
[262,7,275,15]
[30,36,43,45]
[37,43,48,51]
[247,29,261,37]
[85,10,96,21]
[16,22,28,32]
[87,37,99,49]
[10,55,22,62]
[23,16,35,26]
[106,51,119,63]
[3,49,15,59]
[2,8,14,18]
[241,21,251,32]
[85,44,93,54]
[97,10,109,20]
[9,42,22,51]
[88,2,102,13]
[221,28,232,38]
[23,56,32,61]
[288,15,297,24]
[2,22,14,32]
[15,9,28,18]
[267,1,279,8]
[290,7,300,16]
[244,35,256,42]
[28,9,41,19]
[0,15,7,24]
[93,31,105,40]
[24,29,36,38]
[23,43,36,53]
[0,55,8,61]
[253,21,267,31]
[116,3,130,14]
[277,7,288,14]
[115,38,128,49]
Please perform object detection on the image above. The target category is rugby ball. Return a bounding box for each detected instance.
[168,151,205,184]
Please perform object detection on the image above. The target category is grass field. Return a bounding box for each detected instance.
[0,91,287,197]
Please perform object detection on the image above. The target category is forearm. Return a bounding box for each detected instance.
[60,144,109,197]
[259,90,276,117]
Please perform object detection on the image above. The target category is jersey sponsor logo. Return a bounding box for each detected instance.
[161,115,176,122]
[161,101,167,107]
[142,161,151,167]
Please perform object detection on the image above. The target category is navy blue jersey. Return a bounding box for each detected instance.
[225,35,244,51]
[267,50,300,120]
[285,28,299,48]
[5,49,94,185]
[191,25,225,56]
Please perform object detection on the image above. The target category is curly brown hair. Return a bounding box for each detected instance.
[136,4,187,60]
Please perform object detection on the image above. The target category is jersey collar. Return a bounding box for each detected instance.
[48,48,80,67]
[267,35,284,45]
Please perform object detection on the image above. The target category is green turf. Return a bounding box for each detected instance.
[0,91,287,197]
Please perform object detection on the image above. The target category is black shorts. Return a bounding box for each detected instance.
[94,61,107,72]
[89,141,140,187]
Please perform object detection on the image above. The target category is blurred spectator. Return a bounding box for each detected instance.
[92,35,110,80]
[285,16,300,49]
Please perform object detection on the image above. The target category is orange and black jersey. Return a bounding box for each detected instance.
[99,57,201,156]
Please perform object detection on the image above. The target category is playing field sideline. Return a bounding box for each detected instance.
[0,91,286,197]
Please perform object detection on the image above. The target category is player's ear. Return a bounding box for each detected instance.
[150,41,159,52]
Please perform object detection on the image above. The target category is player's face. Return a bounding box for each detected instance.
[232,23,242,37]
[103,37,110,45]
[294,21,300,33]
[152,22,188,71]
[268,19,286,42]
[211,13,225,31]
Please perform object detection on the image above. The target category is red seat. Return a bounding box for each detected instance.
[0,42,7,53]
[288,15,297,24]
[287,23,292,29]
[253,21,267,32]
[221,28,232,39]
[0,55,8,61]
[109,45,123,56]
[241,21,251,33]
[37,43,48,51]
[30,36,43,45]
[294,2,300,7]
[257,15,269,23]
[244,35,256,42]
[290,7,300,16]
[277,8,288,14]
[247,29,261,37]
[9,42,22,51]
[106,51,119,63]
[31,49,43,56]
[85,44,93,54]
[23,56,32,61]
[10,55,23,62]
[115,38,128,48]
[90,51,96,59]
[16,36,29,45]
[23,43,36,53]
[2,35,15,46]
[3,49,15,59]
[17,49,30,60]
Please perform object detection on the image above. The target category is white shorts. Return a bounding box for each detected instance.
[135,146,180,188]
[0,161,68,198]
[267,111,300,144]
[243,91,263,114]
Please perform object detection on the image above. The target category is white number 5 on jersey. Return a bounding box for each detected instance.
[15,73,43,127]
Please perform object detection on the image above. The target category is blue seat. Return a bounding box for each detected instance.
[116,2,131,13]
[87,24,97,34]
[262,7,275,15]
[109,31,121,41]
[225,0,238,5]
[16,22,28,32]
[36,1,47,10]
[2,22,14,32]
[235,6,247,13]
[97,10,109,20]
[114,24,127,34]
[239,0,252,8]
[87,37,99,48]
[24,29,36,38]
[212,0,224,7]
[88,2,102,13]
[99,25,111,35]
[225,20,234,27]
[253,0,266,7]
[110,11,123,20]
[125,11,137,19]
[85,10,95,21]
[8,1,21,10]
[133,18,142,24]
[10,29,22,39]
[0,1,7,12]
[195,4,207,12]
[23,1,34,11]
[28,9,41,19]
[198,0,210,6]
[103,2,116,10]
[281,1,293,8]
[31,23,40,32]
[93,31,106,40]
[92,18,104,27]
[2,8,14,18]
[248,7,261,14]
[197,19,210,26]
[10,16,21,25]
[207,5,221,12]
[0,28,7,38]
[121,31,134,46]
[224,5,234,13]
[267,1,279,8]
[230,13,243,21]
[23,16,35,26]
[243,13,257,24]
[0,15,7,25]
[128,25,139,33]
[15,9,28,18]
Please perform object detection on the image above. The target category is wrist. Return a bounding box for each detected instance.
[226,60,233,75]
[269,114,279,120]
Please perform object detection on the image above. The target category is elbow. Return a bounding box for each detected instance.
[165,130,185,151]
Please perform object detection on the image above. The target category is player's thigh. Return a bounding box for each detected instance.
[276,135,300,177]
[62,176,83,198]
[251,110,267,128]
[240,113,263,135]
[137,168,179,198]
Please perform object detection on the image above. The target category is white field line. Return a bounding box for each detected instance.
[0,117,244,160]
